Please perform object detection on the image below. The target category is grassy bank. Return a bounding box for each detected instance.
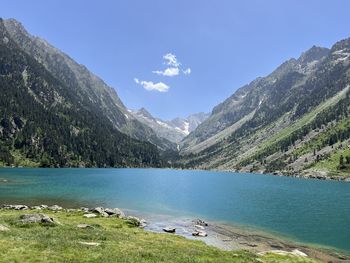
[0,209,318,263]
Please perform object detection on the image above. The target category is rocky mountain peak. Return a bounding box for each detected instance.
[137,108,154,119]
[297,45,330,65]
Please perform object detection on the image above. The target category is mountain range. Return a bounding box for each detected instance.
[1,17,350,179]
[130,108,209,143]
[179,41,350,179]
[0,18,172,167]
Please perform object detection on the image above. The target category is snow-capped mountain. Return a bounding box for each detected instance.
[130,108,209,143]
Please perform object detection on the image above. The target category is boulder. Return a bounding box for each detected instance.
[48,205,63,211]
[100,212,109,217]
[91,207,104,214]
[19,213,60,225]
[126,216,147,227]
[83,213,97,218]
[104,208,125,218]
[31,206,42,210]
[163,227,176,233]
[11,205,29,210]
[40,205,48,209]
[192,230,207,237]
[193,219,208,226]
[80,207,89,212]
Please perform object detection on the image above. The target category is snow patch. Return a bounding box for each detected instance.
[156,120,171,129]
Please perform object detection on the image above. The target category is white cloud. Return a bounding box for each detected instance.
[183,68,191,75]
[152,53,190,77]
[152,67,179,77]
[134,78,169,92]
[163,53,180,67]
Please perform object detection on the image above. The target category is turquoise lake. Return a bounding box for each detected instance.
[0,168,349,252]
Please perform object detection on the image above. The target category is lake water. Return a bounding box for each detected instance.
[0,168,349,251]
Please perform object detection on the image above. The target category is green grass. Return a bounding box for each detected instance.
[0,209,319,263]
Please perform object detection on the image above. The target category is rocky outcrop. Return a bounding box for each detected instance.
[19,213,60,225]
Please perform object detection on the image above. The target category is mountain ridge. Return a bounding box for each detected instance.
[0,18,166,167]
[178,38,350,180]
[3,18,175,152]
[130,108,209,143]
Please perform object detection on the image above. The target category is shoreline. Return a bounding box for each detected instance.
[128,209,349,263]
[2,204,348,263]
[1,166,350,182]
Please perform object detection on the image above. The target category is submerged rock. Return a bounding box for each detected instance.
[192,230,207,237]
[194,224,205,230]
[193,219,208,226]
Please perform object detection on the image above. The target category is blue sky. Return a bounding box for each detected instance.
[2,0,350,120]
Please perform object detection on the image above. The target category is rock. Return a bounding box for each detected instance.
[104,208,125,218]
[41,215,56,224]
[194,224,205,230]
[91,207,104,214]
[126,216,146,227]
[77,223,94,229]
[20,213,44,223]
[80,207,89,212]
[0,224,10,232]
[100,212,109,217]
[192,230,207,237]
[291,249,308,257]
[13,205,29,210]
[31,206,42,210]
[19,213,60,225]
[163,227,176,233]
[40,205,48,209]
[79,242,100,246]
[48,205,62,211]
[193,219,208,226]
[83,213,97,218]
